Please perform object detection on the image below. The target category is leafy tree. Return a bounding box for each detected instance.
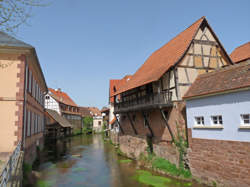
[83,116,93,129]
[0,0,49,33]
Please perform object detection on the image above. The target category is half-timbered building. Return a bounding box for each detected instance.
[45,88,82,133]
[113,17,233,165]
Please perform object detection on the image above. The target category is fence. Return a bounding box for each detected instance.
[0,142,23,187]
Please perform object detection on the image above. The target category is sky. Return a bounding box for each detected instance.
[16,0,250,109]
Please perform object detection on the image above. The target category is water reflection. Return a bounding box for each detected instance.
[36,135,205,187]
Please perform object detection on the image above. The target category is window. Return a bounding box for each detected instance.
[195,116,204,125]
[98,121,101,126]
[241,114,250,125]
[29,71,32,93]
[45,96,50,100]
[27,111,31,137]
[211,115,223,125]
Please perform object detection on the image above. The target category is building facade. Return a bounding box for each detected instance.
[113,17,233,166]
[0,32,47,164]
[184,62,250,187]
[45,88,82,133]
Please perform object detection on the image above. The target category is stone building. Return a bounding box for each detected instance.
[230,42,250,64]
[113,16,233,166]
[184,62,250,187]
[0,32,48,164]
[45,88,82,133]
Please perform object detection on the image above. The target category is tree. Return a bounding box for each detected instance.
[0,0,48,33]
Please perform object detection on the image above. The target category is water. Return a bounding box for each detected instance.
[34,134,205,187]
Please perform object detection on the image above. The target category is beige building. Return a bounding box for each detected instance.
[113,17,233,167]
[0,32,48,164]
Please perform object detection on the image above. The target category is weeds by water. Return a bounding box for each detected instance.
[118,159,132,163]
[133,170,192,187]
[152,158,191,179]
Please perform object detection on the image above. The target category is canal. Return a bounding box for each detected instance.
[32,134,205,187]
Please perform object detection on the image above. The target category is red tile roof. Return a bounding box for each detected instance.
[230,42,250,64]
[184,62,250,99]
[49,88,78,107]
[109,118,116,125]
[88,107,101,116]
[109,75,132,103]
[115,16,206,95]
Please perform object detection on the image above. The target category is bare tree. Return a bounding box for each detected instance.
[0,0,48,33]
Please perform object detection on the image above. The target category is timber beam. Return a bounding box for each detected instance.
[142,111,154,137]
[160,109,175,142]
[187,53,221,58]
[192,39,218,46]
[127,113,138,135]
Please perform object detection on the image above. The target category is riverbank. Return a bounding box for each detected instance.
[22,134,206,187]
[107,135,210,187]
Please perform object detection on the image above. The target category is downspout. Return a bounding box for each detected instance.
[22,55,28,150]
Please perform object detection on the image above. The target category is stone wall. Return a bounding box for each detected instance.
[188,133,250,187]
[110,131,119,145]
[119,135,148,159]
[117,101,187,166]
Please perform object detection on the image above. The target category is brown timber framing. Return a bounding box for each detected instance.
[192,39,218,46]
[187,53,222,59]
[160,108,175,142]
[173,67,180,100]
[142,111,154,137]
[178,65,216,70]
[127,112,138,135]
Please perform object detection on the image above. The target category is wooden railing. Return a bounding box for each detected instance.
[115,91,172,112]
[0,142,23,187]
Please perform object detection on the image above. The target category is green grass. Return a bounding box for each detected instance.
[72,167,86,172]
[152,158,191,179]
[134,170,192,187]
[134,170,172,187]
[36,180,55,187]
[118,159,132,163]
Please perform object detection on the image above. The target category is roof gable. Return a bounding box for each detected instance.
[116,17,205,94]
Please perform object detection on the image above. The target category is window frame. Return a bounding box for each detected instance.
[241,114,250,125]
[194,116,205,126]
[211,115,223,125]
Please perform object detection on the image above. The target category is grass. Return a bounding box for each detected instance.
[72,167,86,172]
[134,170,192,187]
[134,170,172,187]
[118,159,132,163]
[36,179,55,187]
[152,157,191,179]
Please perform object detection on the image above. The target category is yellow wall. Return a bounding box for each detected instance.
[0,54,21,152]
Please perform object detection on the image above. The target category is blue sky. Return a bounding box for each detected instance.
[17,0,250,109]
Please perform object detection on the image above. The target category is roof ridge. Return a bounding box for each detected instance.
[234,41,250,50]
[148,16,205,56]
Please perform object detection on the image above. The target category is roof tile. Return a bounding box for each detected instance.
[230,42,250,63]
[184,62,250,99]
[116,16,205,94]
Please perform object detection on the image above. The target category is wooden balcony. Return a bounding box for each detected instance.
[114,91,173,113]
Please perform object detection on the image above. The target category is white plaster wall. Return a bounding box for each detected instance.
[186,90,250,142]
[44,94,61,115]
